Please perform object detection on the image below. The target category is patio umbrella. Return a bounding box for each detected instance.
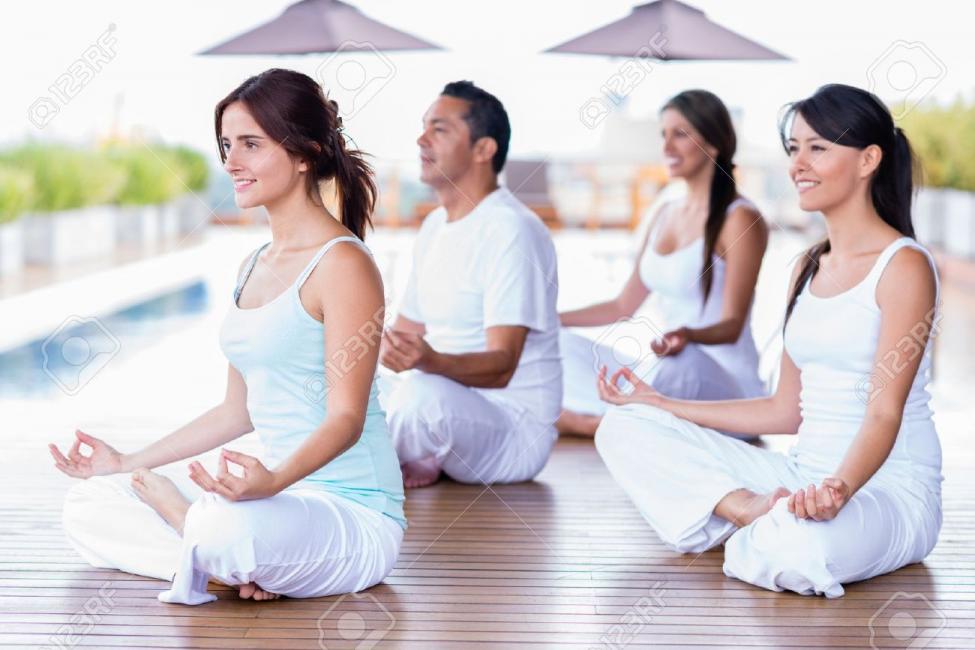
[544,0,788,60]
[200,0,442,55]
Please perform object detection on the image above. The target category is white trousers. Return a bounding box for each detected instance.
[62,462,403,605]
[595,403,942,598]
[560,329,757,417]
[380,371,556,484]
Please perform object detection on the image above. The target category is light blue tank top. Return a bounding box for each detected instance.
[219,236,406,528]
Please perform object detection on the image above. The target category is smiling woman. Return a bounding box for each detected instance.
[50,68,406,605]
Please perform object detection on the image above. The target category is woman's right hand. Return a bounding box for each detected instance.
[49,429,124,479]
[597,365,663,407]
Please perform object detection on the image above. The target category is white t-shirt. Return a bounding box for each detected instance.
[398,186,562,425]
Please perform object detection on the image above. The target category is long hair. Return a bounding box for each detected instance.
[215,68,377,240]
[660,90,738,304]
[780,83,920,321]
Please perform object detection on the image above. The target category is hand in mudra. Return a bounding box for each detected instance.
[49,429,123,479]
[596,365,662,407]
[188,449,279,501]
[651,327,689,357]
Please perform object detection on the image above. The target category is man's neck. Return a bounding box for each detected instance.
[436,176,500,222]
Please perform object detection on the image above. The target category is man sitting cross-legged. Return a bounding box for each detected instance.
[379,80,561,488]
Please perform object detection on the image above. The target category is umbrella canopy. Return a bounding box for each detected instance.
[545,0,788,60]
[200,0,442,55]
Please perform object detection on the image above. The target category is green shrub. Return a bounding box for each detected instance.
[108,145,185,205]
[170,145,209,192]
[0,144,124,212]
[0,165,34,224]
[0,141,212,213]
[900,96,975,191]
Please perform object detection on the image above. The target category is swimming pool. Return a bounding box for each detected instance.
[0,281,210,399]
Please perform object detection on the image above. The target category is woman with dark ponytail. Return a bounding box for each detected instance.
[559,89,769,437]
[595,84,942,597]
[52,69,405,604]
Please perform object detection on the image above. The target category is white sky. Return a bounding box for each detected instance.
[1,0,972,163]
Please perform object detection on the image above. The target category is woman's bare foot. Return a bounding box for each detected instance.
[556,409,602,437]
[131,468,191,534]
[238,582,280,601]
[401,457,442,488]
[715,487,790,528]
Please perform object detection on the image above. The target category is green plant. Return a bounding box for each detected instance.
[108,143,211,205]
[0,143,124,212]
[0,165,34,224]
[108,145,185,205]
[170,145,210,192]
[899,95,975,191]
[0,141,212,213]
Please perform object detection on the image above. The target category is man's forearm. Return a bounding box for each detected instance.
[421,349,517,388]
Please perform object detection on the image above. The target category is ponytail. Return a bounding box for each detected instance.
[701,157,737,302]
[317,126,376,241]
[876,126,917,240]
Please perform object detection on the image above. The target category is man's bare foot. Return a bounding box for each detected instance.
[401,457,442,488]
[715,487,790,528]
[131,468,191,534]
[238,582,280,601]
[556,409,602,437]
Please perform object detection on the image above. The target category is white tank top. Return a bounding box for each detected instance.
[220,236,406,527]
[638,197,763,396]
[784,237,942,483]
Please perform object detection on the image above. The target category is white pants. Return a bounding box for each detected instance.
[380,371,556,484]
[595,403,942,598]
[561,329,759,438]
[62,462,403,605]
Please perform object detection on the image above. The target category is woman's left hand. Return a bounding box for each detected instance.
[787,477,851,521]
[651,327,689,357]
[188,449,280,501]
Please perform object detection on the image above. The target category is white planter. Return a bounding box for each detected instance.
[176,193,210,236]
[0,219,25,276]
[913,187,946,249]
[115,204,161,250]
[158,201,182,243]
[942,189,975,259]
[23,205,117,266]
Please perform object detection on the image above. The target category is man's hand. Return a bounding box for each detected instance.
[380,329,437,373]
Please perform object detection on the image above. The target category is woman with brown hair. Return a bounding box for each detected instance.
[50,69,405,605]
[558,89,769,437]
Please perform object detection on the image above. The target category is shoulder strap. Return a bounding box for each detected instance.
[869,237,940,301]
[234,242,270,301]
[647,201,675,245]
[725,196,756,214]
[295,236,370,290]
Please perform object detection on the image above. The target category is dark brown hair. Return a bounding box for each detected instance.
[215,68,376,240]
[660,90,738,305]
[779,84,920,321]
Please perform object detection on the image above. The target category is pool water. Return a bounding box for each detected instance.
[0,282,210,399]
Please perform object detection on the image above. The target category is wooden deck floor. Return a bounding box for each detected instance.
[1,428,972,649]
